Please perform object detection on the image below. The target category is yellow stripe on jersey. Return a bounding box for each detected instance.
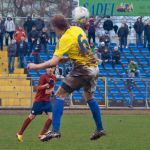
[54,26,98,67]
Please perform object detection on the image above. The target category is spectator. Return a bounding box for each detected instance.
[34,15,45,32]
[112,46,121,68]
[99,31,110,47]
[113,24,118,34]
[101,48,111,69]
[18,36,28,68]
[86,16,96,44]
[31,39,41,64]
[123,21,129,48]
[55,65,63,78]
[39,27,49,54]
[23,16,35,37]
[7,39,17,73]
[0,15,5,51]
[97,42,106,55]
[49,22,56,45]
[118,23,128,51]
[28,26,39,55]
[134,17,144,45]
[128,61,140,78]
[144,19,149,48]
[103,16,113,34]
[4,15,15,46]
[14,27,26,43]
[147,20,150,51]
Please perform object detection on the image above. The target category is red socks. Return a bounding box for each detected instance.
[40,119,52,135]
[18,117,32,135]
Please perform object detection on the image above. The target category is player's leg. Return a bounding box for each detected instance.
[40,84,72,142]
[39,112,52,138]
[16,114,35,142]
[39,102,53,138]
[83,74,105,140]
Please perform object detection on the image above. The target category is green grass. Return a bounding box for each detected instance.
[0,114,150,150]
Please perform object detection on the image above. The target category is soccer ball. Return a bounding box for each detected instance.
[72,6,90,23]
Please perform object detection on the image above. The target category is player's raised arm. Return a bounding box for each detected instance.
[27,56,61,70]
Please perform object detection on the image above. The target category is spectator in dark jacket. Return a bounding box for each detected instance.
[99,31,110,47]
[146,20,150,51]
[49,22,56,45]
[103,16,113,33]
[86,16,96,44]
[101,48,111,69]
[134,17,144,45]
[34,15,45,32]
[31,39,41,64]
[7,39,17,73]
[112,46,121,68]
[123,21,129,48]
[39,27,49,54]
[23,16,35,37]
[28,26,39,55]
[144,19,149,48]
[18,36,28,68]
[0,16,5,50]
[118,23,128,51]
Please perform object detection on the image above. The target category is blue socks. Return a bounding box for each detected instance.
[87,99,103,131]
[52,97,64,132]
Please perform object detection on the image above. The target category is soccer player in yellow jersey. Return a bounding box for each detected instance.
[27,15,105,141]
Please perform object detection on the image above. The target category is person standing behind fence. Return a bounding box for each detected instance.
[28,26,39,55]
[14,27,26,43]
[23,16,35,37]
[39,27,49,54]
[0,15,5,51]
[147,20,150,51]
[4,15,15,46]
[86,16,96,45]
[18,36,28,68]
[134,17,144,45]
[34,15,45,32]
[7,39,17,74]
[123,21,129,48]
[118,23,128,51]
[49,22,56,45]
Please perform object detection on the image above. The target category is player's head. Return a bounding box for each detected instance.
[46,67,56,75]
[51,15,70,35]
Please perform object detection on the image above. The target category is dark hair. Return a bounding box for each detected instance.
[52,15,69,31]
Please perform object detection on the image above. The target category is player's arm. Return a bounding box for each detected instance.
[37,76,50,91]
[28,56,61,70]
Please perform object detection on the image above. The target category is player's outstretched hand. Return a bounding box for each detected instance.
[27,63,38,70]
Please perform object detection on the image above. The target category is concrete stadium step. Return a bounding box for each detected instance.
[0,79,30,86]
[0,92,31,99]
[0,86,31,92]
[1,98,31,107]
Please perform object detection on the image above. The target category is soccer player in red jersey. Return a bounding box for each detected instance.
[16,67,56,142]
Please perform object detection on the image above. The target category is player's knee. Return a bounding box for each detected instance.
[83,92,94,101]
[28,114,35,120]
[55,86,69,99]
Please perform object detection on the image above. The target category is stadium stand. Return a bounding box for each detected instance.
[0,47,33,107]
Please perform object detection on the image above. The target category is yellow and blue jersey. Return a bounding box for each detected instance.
[54,26,98,67]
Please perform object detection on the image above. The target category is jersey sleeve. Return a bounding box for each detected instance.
[54,36,72,58]
[37,75,46,91]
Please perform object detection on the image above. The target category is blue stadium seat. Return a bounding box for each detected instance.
[114,94,123,100]
[109,88,119,94]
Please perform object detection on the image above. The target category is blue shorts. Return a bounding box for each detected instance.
[31,101,52,115]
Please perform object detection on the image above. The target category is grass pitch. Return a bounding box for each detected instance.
[0,113,150,150]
